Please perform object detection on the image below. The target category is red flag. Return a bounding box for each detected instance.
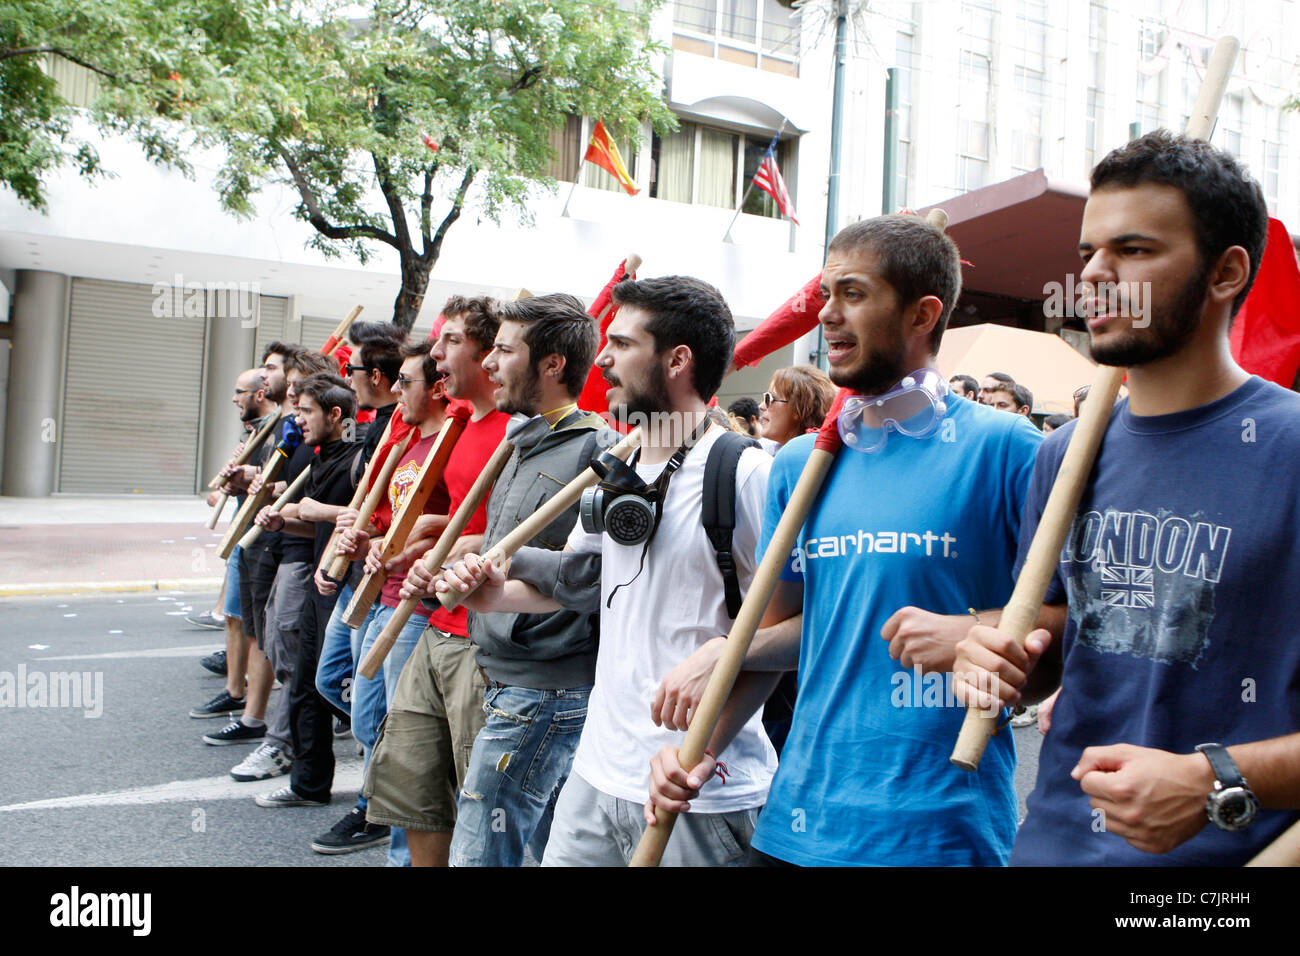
[1230,218,1300,389]
[584,121,639,196]
[579,257,637,413]
[732,274,824,369]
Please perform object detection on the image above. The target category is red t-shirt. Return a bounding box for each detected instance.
[376,431,451,618]
[379,409,511,634]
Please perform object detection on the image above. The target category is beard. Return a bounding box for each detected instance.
[607,362,671,424]
[494,368,544,417]
[264,374,288,405]
[829,330,908,396]
[1089,264,1210,367]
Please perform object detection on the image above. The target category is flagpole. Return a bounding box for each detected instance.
[560,179,579,218]
[724,120,790,242]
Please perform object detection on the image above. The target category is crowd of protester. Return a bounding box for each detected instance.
[182,131,1298,867]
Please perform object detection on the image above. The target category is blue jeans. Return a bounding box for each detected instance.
[222,545,243,618]
[356,603,428,868]
[448,683,591,867]
[314,581,360,719]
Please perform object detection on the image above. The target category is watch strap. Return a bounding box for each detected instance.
[1195,742,1247,789]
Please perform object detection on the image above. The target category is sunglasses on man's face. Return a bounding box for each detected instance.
[345,364,371,375]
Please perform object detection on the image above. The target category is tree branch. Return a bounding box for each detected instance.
[425,166,476,265]
[371,152,413,253]
[506,65,545,94]
[1,45,121,81]
[420,166,436,256]
[275,144,399,248]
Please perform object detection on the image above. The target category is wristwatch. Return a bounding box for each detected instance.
[1194,742,1260,831]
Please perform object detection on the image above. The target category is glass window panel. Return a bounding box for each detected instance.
[653,123,696,203]
[720,0,758,44]
[698,127,739,207]
[674,0,717,33]
[761,0,799,57]
[543,114,583,183]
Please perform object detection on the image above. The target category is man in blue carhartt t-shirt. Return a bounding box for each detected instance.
[644,214,1048,865]
[956,131,1300,866]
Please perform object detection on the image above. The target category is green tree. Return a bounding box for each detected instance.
[180,0,673,330]
[5,1,672,330]
[0,0,202,211]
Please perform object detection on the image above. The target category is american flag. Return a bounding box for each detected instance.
[752,136,799,225]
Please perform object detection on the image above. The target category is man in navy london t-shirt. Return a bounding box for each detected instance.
[955,131,1300,866]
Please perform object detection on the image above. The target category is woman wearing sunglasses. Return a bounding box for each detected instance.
[757,365,837,450]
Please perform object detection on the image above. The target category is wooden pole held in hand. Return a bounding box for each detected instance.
[238,464,313,550]
[207,409,283,489]
[358,437,515,679]
[436,428,642,612]
[949,35,1240,772]
[320,305,362,356]
[317,410,401,577]
[326,429,415,581]
[342,415,467,628]
[217,444,293,560]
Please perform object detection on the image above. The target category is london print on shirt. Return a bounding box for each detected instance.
[1061,506,1231,668]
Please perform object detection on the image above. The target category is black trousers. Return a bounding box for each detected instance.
[239,543,280,649]
[290,588,342,802]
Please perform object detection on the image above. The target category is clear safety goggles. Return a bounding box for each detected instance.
[837,368,949,454]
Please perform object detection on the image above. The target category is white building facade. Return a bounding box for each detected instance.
[1,0,1295,494]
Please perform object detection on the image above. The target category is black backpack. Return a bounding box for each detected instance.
[701,430,760,619]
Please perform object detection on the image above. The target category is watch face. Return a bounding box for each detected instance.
[1210,787,1260,830]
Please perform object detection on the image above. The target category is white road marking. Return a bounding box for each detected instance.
[28,644,49,650]
[35,644,221,661]
[0,757,364,812]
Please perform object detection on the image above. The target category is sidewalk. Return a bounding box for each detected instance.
[0,496,230,596]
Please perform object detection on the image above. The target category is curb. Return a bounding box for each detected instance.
[0,578,224,598]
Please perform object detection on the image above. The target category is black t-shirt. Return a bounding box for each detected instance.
[276,440,318,564]
[307,437,362,564]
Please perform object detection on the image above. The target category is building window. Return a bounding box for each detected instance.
[894,30,917,209]
[673,0,800,75]
[956,49,991,192]
[1012,66,1045,172]
[1220,92,1244,158]
[650,120,794,219]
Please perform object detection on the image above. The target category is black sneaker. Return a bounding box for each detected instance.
[202,719,266,746]
[200,650,227,676]
[310,808,390,855]
[333,716,351,739]
[189,690,245,719]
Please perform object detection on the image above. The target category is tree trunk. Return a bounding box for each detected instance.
[392,254,432,333]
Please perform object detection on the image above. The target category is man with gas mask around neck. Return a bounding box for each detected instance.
[438,276,778,866]
[645,215,1050,866]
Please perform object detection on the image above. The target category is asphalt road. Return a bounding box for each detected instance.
[0,589,1043,866]
[0,589,378,867]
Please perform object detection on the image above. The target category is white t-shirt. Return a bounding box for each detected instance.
[567,425,778,812]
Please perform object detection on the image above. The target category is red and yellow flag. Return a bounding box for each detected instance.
[584,120,638,195]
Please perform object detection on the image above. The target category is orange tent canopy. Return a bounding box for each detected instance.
[937,323,1101,415]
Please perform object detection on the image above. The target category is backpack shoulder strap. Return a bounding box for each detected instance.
[702,431,759,619]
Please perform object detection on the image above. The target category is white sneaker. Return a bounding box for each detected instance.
[230,743,291,782]
[1010,704,1039,728]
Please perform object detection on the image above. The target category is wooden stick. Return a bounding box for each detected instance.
[320,305,363,356]
[316,409,401,577]
[238,464,313,550]
[326,429,416,581]
[217,441,294,560]
[207,408,283,489]
[950,35,1240,772]
[206,493,230,530]
[358,437,515,679]
[1245,818,1300,867]
[436,428,643,612]
[629,208,950,867]
[342,415,467,628]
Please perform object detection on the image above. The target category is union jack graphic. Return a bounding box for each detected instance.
[1099,565,1156,608]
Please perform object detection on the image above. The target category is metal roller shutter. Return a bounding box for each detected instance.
[59,279,207,493]
[253,295,288,363]
[300,314,341,354]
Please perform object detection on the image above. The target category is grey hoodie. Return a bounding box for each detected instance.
[466,409,614,689]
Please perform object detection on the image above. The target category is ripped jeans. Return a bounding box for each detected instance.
[448,682,591,867]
